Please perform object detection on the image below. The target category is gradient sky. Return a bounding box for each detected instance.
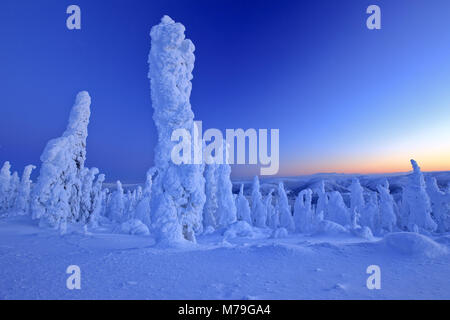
[1,0,450,182]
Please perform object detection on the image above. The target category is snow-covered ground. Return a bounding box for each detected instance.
[1,215,449,300]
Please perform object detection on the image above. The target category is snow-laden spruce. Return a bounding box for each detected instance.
[265,189,278,229]
[326,191,350,227]
[401,159,437,232]
[277,182,295,232]
[203,162,218,229]
[350,178,365,214]
[377,179,397,233]
[294,189,314,233]
[426,177,450,232]
[251,176,267,227]
[236,184,252,225]
[30,91,100,231]
[0,161,12,215]
[108,181,125,223]
[315,180,328,218]
[13,165,36,215]
[133,169,153,228]
[215,148,237,228]
[148,16,206,243]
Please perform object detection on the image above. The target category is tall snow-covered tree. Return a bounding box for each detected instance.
[148,16,206,243]
[426,177,449,232]
[80,167,99,223]
[13,165,36,215]
[89,173,105,227]
[326,191,350,227]
[277,182,295,232]
[294,189,314,233]
[31,91,92,231]
[8,171,20,211]
[377,179,397,233]
[361,192,379,232]
[401,159,437,232]
[251,176,267,227]
[236,184,252,225]
[265,189,278,229]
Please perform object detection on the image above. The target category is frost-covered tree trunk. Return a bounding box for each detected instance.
[148,16,205,243]
[426,177,449,232]
[14,165,36,216]
[294,189,314,233]
[251,176,267,227]
[236,184,252,225]
[401,160,437,232]
[277,182,295,232]
[377,180,396,233]
[350,178,365,214]
[0,161,12,215]
[203,163,218,229]
[31,91,92,231]
[326,191,350,227]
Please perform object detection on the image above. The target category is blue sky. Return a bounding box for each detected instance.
[1,0,450,182]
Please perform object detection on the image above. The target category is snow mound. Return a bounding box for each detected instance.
[382,232,447,258]
[314,220,349,236]
[223,221,254,239]
[350,226,374,240]
[271,227,288,239]
[120,219,150,236]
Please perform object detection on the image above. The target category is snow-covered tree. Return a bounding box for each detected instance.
[13,165,36,215]
[236,184,252,225]
[251,176,267,227]
[294,189,314,233]
[31,91,92,231]
[377,180,397,233]
[277,182,295,232]
[134,169,153,228]
[401,160,437,232]
[315,180,328,218]
[148,16,205,243]
[0,161,12,215]
[265,189,278,229]
[203,163,218,229]
[108,181,125,223]
[426,177,449,232]
[80,167,99,223]
[360,192,379,232]
[8,171,20,211]
[89,173,105,227]
[350,178,365,214]
[326,191,350,227]
[215,155,237,228]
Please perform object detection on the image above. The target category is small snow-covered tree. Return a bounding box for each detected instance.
[265,189,278,229]
[361,192,379,232]
[14,165,36,215]
[294,189,314,233]
[8,171,20,211]
[203,163,218,229]
[236,184,252,225]
[148,16,205,243]
[216,162,237,228]
[426,177,449,232]
[401,160,436,232]
[31,91,92,230]
[89,173,105,227]
[315,180,328,218]
[350,178,365,214]
[251,176,267,227]
[277,182,295,232]
[0,161,12,215]
[377,180,397,233]
[80,167,99,223]
[108,181,125,223]
[326,191,350,227]
[134,169,153,228]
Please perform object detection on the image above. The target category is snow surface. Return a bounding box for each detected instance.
[0,215,449,300]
